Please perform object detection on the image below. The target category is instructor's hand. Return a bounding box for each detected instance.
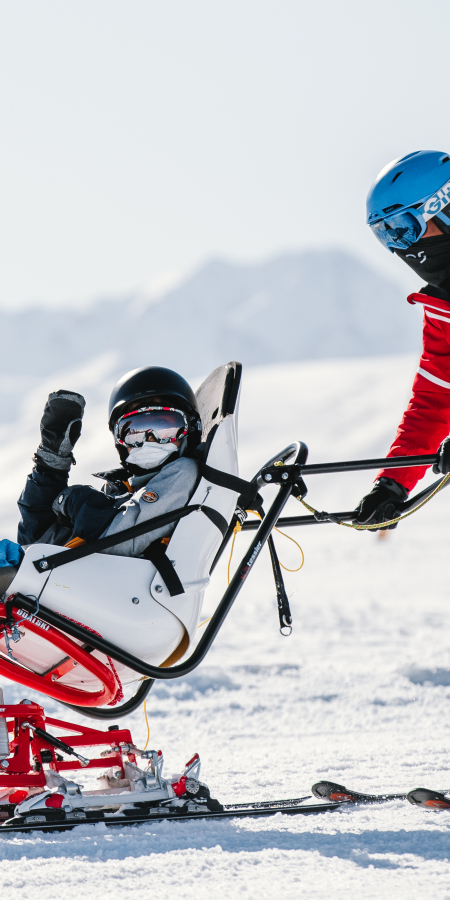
[353,477,409,530]
[433,436,450,474]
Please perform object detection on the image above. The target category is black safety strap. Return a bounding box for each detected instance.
[197,462,253,495]
[33,501,229,575]
[196,462,260,508]
[200,505,229,535]
[31,463,250,577]
[143,541,185,597]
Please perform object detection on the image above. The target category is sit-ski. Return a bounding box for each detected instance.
[0,361,446,831]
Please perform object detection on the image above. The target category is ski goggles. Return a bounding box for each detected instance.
[115,407,189,447]
[370,177,450,252]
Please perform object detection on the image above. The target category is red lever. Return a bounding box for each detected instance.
[45,794,64,808]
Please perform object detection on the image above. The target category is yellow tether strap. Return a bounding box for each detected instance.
[277,530,305,571]
[227,510,304,583]
[143,699,150,751]
[299,472,450,530]
[227,520,242,584]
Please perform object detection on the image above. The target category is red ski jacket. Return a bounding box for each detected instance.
[377,292,450,492]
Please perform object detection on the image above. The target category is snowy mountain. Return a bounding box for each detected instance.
[0,250,422,396]
[0,247,426,533]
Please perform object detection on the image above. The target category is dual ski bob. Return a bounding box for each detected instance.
[0,360,443,718]
[0,361,447,830]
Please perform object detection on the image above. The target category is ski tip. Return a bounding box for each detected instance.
[407,788,450,809]
[311,781,356,803]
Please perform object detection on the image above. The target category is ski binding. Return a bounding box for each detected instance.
[0,692,339,833]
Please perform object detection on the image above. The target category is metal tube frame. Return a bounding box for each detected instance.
[291,452,437,477]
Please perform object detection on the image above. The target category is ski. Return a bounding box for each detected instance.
[0,797,341,834]
[312,781,450,809]
[3,783,450,834]
[407,788,450,809]
[312,780,408,804]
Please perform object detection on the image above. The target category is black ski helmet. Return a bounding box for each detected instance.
[108,366,201,450]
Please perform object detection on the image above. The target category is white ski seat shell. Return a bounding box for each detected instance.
[6,362,241,695]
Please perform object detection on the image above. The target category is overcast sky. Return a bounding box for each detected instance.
[0,0,448,309]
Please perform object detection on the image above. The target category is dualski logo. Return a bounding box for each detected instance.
[17,609,50,632]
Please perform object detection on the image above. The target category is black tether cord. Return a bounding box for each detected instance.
[246,504,293,636]
[267,534,292,635]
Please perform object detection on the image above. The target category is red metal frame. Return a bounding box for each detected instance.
[0,699,136,798]
[0,601,118,707]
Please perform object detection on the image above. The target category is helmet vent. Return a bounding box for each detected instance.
[441,156,450,164]
[391,172,402,184]
[382,203,402,214]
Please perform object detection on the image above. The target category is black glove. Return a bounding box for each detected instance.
[35,390,86,471]
[433,436,450,474]
[52,485,119,541]
[353,477,409,530]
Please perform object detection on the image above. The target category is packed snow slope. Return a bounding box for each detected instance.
[2,354,450,900]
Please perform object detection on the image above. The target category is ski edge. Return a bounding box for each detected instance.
[0,800,341,835]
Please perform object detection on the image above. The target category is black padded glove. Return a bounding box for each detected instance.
[433,436,450,474]
[52,485,119,541]
[35,390,86,471]
[353,477,409,530]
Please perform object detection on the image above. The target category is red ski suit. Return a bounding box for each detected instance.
[378,292,450,492]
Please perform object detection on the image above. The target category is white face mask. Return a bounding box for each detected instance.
[126,442,178,470]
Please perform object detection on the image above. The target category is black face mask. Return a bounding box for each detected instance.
[395,233,450,295]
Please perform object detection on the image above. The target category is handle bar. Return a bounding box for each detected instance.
[298,452,437,476]
[241,474,449,531]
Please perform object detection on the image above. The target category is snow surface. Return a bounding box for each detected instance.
[2,354,450,899]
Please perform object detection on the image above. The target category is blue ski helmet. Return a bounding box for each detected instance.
[366,151,450,252]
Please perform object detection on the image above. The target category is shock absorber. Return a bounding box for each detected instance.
[0,689,10,761]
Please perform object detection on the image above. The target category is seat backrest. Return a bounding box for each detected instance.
[148,361,242,640]
[196,360,242,448]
